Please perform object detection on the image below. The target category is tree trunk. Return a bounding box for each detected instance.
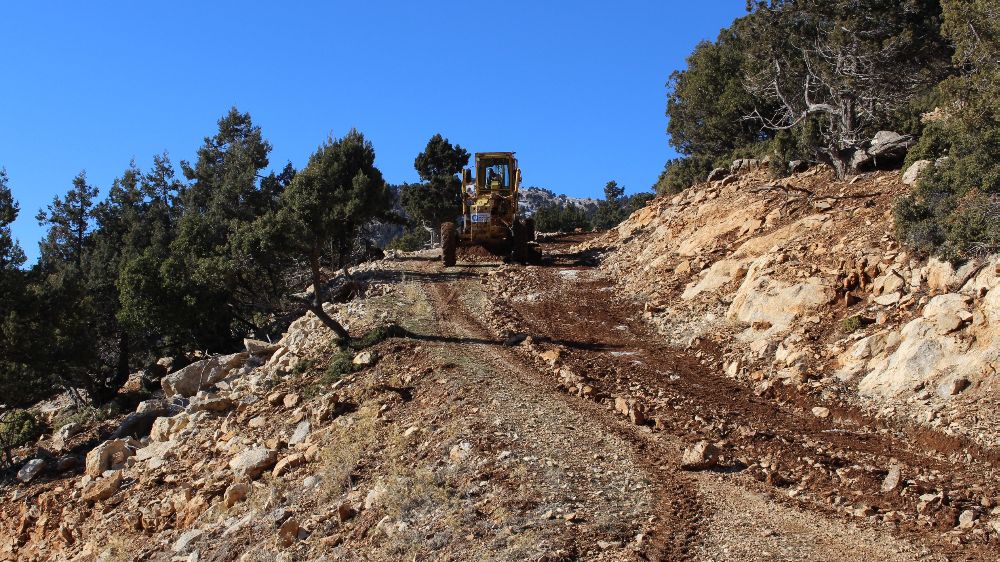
[115,332,130,387]
[309,249,350,342]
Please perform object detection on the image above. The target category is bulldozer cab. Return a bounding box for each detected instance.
[479,158,512,193]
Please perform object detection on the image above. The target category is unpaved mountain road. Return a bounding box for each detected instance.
[390,234,998,561]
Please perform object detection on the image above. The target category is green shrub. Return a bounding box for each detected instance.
[322,350,355,384]
[0,409,42,464]
[903,121,952,169]
[311,324,406,390]
[51,402,124,431]
[896,122,1000,260]
[842,316,866,333]
[350,323,405,350]
[386,228,430,252]
[653,156,716,195]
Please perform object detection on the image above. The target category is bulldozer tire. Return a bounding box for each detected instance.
[511,219,531,264]
[524,217,536,242]
[441,222,457,267]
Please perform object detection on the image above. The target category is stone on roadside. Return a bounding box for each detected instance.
[224,482,249,508]
[937,377,971,398]
[230,447,278,479]
[881,464,901,492]
[352,350,377,368]
[17,459,46,483]
[680,440,719,471]
[82,471,123,503]
[283,393,300,409]
[173,529,203,554]
[85,439,135,477]
[958,509,977,529]
[273,454,305,478]
[288,421,310,445]
[811,406,831,419]
[874,292,901,306]
[278,518,300,547]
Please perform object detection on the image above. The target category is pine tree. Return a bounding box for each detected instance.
[401,134,470,243]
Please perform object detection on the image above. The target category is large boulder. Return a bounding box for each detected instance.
[161,352,249,397]
[868,131,914,165]
[84,439,136,477]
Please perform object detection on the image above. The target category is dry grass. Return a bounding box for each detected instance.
[317,404,380,499]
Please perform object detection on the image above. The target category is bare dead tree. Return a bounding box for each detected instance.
[743,2,951,178]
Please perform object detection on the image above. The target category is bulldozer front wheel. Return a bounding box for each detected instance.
[441,222,457,267]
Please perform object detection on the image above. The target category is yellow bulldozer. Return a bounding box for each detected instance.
[440,151,539,267]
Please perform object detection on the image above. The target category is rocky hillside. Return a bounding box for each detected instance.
[3,161,998,562]
[579,162,1000,448]
[519,187,599,217]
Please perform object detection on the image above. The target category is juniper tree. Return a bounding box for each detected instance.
[275,129,392,342]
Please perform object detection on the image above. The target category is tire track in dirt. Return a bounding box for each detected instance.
[420,266,705,561]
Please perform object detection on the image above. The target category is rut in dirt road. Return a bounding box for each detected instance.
[422,278,706,561]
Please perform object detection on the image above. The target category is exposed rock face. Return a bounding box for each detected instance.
[728,271,834,335]
[858,289,994,399]
[161,352,249,397]
[578,165,999,446]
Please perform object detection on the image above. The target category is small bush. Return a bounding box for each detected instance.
[653,156,716,195]
[0,409,42,464]
[842,315,868,333]
[350,323,405,350]
[386,228,430,252]
[313,324,405,389]
[51,402,124,431]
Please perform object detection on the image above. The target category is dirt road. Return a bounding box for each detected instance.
[392,234,998,561]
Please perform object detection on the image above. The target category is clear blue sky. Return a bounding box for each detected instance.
[1,1,744,263]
